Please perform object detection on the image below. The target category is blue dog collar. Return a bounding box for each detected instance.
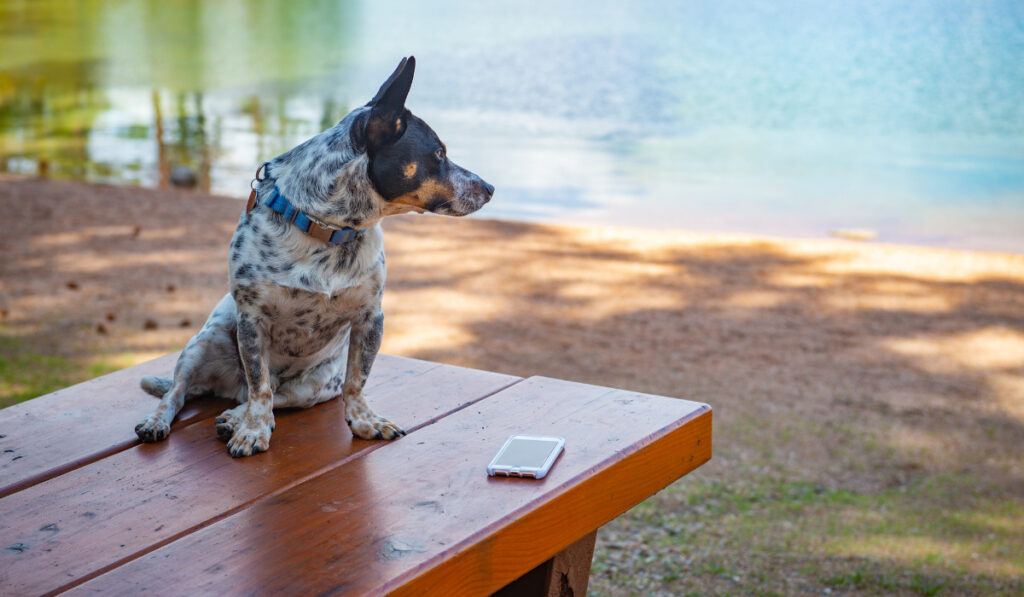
[250,185,365,245]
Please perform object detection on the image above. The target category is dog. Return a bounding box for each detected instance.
[134,56,494,457]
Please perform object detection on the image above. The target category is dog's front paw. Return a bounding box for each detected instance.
[226,421,271,457]
[347,413,406,441]
[135,417,170,443]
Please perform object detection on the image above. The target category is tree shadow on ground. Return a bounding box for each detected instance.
[2,180,1022,594]
[379,217,1024,595]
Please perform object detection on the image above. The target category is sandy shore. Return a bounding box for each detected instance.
[2,177,1022,594]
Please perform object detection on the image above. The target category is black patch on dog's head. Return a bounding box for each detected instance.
[353,56,494,216]
[368,112,452,203]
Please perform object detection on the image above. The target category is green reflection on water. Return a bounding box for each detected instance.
[0,0,358,191]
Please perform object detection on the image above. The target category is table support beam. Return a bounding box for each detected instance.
[495,530,598,597]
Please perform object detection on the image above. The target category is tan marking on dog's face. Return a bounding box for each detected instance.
[403,162,417,179]
[395,117,402,132]
[389,178,456,211]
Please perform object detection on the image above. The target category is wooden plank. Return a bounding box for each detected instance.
[494,530,597,597]
[67,377,712,597]
[542,530,598,597]
[0,353,206,498]
[0,353,434,498]
[0,361,519,596]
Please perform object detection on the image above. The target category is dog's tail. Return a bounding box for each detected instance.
[140,375,173,398]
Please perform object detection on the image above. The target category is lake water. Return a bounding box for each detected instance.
[2,0,1023,252]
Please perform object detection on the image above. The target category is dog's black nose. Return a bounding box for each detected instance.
[483,181,495,196]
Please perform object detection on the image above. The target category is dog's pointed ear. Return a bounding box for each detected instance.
[367,56,415,109]
[357,56,415,154]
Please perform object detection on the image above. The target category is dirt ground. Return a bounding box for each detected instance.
[1,176,1022,595]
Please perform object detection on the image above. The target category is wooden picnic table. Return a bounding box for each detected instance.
[0,353,711,596]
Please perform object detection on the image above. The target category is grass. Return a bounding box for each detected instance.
[591,474,1024,596]
[0,336,78,405]
[0,332,132,408]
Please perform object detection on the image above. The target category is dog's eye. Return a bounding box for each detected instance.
[434,148,445,161]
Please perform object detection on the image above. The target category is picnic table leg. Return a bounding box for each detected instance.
[494,530,598,597]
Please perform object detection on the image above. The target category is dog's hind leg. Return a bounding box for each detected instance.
[135,362,195,443]
[275,344,348,408]
[136,295,246,443]
[216,350,345,441]
[214,402,250,442]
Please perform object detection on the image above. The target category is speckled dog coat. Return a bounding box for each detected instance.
[134,57,494,457]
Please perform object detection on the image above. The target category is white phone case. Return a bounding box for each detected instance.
[487,434,565,479]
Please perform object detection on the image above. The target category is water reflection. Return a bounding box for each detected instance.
[2,0,1023,251]
[0,0,358,193]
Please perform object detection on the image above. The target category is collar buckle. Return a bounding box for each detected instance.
[246,162,270,213]
[307,220,335,243]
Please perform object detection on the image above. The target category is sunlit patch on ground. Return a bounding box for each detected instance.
[1,178,1022,594]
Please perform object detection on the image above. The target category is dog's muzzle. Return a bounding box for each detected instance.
[441,162,493,217]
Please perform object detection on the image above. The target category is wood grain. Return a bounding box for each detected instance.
[67,377,711,597]
[0,359,519,596]
[0,353,443,498]
[494,530,597,596]
[0,353,223,498]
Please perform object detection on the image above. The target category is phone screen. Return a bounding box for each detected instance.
[493,437,561,468]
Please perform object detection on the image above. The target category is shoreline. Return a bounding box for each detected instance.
[3,174,1023,394]
[5,173,1024,258]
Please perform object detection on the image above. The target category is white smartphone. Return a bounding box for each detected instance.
[487,434,565,479]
